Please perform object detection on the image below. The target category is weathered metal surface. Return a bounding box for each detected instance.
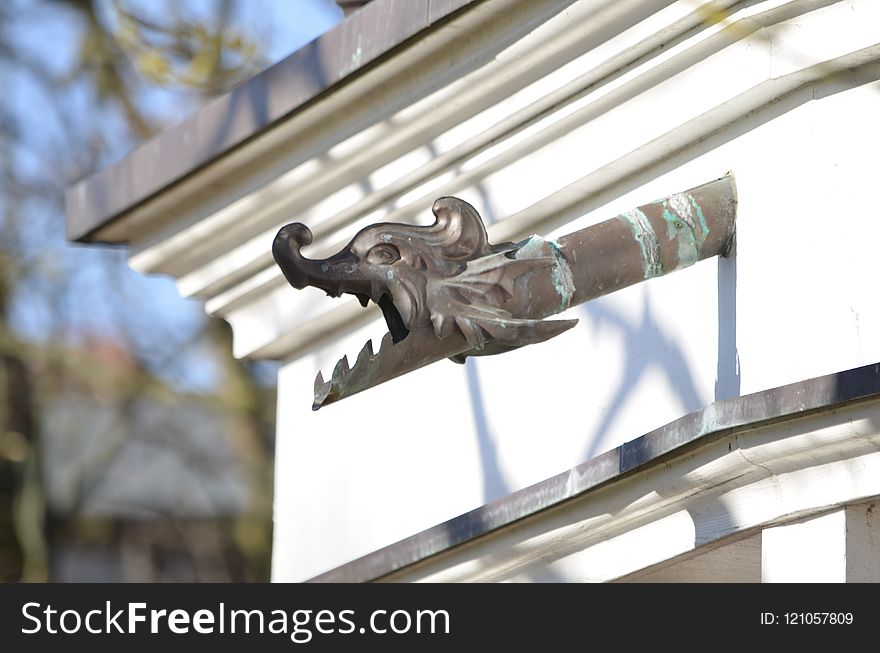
[336,0,373,15]
[273,174,736,409]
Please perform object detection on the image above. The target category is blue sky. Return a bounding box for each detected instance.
[4,0,344,392]
[247,0,344,62]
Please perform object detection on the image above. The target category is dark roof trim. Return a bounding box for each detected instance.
[65,0,480,243]
[308,361,880,582]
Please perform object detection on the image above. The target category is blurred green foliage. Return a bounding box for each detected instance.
[1,0,277,582]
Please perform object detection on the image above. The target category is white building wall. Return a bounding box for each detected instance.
[264,0,880,580]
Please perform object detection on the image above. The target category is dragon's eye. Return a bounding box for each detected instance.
[366,243,400,265]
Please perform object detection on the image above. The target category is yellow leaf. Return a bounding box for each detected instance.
[137,50,170,83]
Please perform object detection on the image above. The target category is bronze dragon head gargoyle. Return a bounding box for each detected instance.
[272,175,737,409]
[272,197,579,408]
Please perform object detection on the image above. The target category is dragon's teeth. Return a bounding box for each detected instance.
[377,332,395,353]
[313,371,332,410]
[355,340,374,367]
[333,355,350,378]
[313,388,330,403]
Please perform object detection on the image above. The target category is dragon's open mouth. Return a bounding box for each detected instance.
[351,292,410,344]
[377,294,409,343]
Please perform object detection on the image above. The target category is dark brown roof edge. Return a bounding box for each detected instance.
[65,0,479,243]
[307,361,880,582]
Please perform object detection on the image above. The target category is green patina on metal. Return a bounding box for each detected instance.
[516,235,574,312]
[659,193,701,269]
[664,210,699,269]
[687,193,710,246]
[548,240,574,312]
[620,208,662,279]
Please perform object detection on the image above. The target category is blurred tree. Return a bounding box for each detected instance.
[0,0,278,582]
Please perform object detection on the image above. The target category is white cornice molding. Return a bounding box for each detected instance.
[383,399,880,582]
[295,362,880,582]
